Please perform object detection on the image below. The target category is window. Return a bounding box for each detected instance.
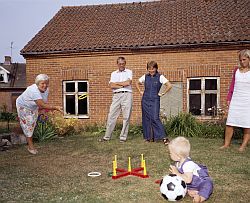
[63,81,89,118]
[0,67,9,83]
[187,77,220,117]
[0,74,4,82]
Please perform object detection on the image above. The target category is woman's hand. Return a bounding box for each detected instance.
[158,93,164,97]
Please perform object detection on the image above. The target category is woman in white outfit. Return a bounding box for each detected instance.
[220,49,250,152]
[16,74,62,154]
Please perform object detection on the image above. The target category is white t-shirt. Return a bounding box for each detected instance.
[16,84,49,111]
[110,68,133,93]
[138,74,169,84]
[177,159,201,177]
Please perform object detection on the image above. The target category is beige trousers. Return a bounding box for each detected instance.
[104,92,133,141]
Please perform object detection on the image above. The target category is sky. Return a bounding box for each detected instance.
[0,0,149,63]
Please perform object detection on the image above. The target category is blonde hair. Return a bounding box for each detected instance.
[35,74,49,85]
[168,136,190,158]
[238,49,250,68]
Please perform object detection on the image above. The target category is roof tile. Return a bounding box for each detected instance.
[21,0,250,55]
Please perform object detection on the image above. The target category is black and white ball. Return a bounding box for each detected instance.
[160,174,187,201]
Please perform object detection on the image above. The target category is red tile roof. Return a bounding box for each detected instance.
[21,0,250,55]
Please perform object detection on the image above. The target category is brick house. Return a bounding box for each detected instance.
[0,56,26,112]
[21,0,250,125]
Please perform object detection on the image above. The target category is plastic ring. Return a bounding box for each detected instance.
[107,172,113,177]
[87,172,101,177]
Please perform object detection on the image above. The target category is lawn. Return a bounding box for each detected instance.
[0,132,249,203]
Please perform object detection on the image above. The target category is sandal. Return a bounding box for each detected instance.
[163,138,170,145]
[28,148,38,155]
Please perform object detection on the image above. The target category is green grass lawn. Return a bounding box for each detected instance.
[0,133,249,203]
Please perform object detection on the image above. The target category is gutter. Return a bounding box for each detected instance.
[21,41,250,56]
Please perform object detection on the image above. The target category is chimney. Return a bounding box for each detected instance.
[4,56,11,65]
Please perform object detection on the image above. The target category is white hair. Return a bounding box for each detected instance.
[35,74,49,85]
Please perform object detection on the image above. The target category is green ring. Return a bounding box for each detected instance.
[107,172,113,177]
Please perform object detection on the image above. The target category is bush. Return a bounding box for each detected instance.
[0,104,17,131]
[84,123,106,136]
[165,113,202,137]
[33,114,57,142]
[48,111,81,136]
[128,124,143,138]
[198,122,224,139]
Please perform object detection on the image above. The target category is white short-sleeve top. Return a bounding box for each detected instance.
[138,74,169,84]
[16,84,49,111]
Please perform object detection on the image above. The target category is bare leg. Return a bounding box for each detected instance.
[220,125,234,149]
[188,190,198,198]
[193,195,206,203]
[26,137,35,150]
[239,128,250,152]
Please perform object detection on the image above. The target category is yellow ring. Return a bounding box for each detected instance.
[78,93,88,100]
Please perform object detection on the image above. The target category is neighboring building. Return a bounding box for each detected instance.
[0,56,26,112]
[21,0,250,125]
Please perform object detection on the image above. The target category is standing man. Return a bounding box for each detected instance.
[99,57,133,142]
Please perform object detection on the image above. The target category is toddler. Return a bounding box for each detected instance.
[168,137,213,203]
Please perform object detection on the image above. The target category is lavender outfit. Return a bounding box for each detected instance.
[176,158,213,200]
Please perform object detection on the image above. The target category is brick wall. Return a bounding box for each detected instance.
[24,47,249,125]
[0,92,11,111]
[0,91,23,112]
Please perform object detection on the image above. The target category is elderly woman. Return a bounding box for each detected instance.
[16,74,61,154]
[220,49,250,152]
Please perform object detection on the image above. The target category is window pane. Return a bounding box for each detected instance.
[189,94,201,115]
[78,82,88,92]
[66,82,75,92]
[0,74,4,81]
[189,79,201,90]
[78,97,88,114]
[205,94,217,116]
[205,79,217,90]
[66,95,75,114]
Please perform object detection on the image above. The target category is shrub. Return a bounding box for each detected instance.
[48,111,81,136]
[165,113,202,137]
[33,114,57,142]
[0,104,17,131]
[129,124,143,137]
[198,122,224,139]
[84,123,106,136]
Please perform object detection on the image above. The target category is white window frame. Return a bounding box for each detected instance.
[63,80,89,118]
[187,77,220,119]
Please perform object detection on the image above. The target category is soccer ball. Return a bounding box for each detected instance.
[160,174,187,201]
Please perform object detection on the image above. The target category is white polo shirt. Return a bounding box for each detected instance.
[110,68,132,93]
